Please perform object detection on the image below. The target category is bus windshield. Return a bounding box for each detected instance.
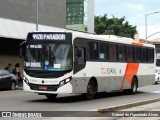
[25,43,72,71]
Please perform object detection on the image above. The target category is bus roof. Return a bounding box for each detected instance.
[72,32,155,48]
[28,31,155,48]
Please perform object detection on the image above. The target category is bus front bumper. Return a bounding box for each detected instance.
[23,80,73,94]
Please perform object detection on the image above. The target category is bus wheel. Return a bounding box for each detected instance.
[85,81,96,100]
[155,78,159,84]
[130,77,138,94]
[46,94,57,100]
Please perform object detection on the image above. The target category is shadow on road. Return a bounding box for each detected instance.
[27,91,144,103]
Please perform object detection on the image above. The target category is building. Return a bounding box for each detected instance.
[134,33,160,58]
[0,0,66,28]
[147,36,160,57]
[66,0,94,33]
[0,0,94,69]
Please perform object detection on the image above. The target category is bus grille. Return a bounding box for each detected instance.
[29,83,59,91]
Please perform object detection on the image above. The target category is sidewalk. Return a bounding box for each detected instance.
[45,101,160,120]
[93,96,160,119]
[104,101,160,120]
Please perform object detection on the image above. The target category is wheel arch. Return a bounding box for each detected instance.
[89,77,98,93]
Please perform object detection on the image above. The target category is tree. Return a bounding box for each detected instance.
[95,14,137,38]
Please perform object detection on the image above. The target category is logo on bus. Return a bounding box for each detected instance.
[101,68,117,74]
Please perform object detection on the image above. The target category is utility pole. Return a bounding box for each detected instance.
[145,11,160,40]
[36,0,39,31]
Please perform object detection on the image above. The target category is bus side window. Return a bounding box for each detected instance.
[118,45,126,62]
[148,48,154,63]
[99,43,108,61]
[75,46,85,64]
[126,46,133,62]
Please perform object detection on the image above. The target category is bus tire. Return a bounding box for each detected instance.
[84,80,96,100]
[130,77,138,94]
[155,78,159,84]
[46,94,57,100]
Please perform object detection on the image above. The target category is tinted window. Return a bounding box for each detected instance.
[108,43,117,61]
[126,46,133,62]
[118,45,126,62]
[99,43,108,60]
[89,42,98,60]
[75,46,85,64]
[141,48,148,62]
[134,47,141,62]
[148,48,154,63]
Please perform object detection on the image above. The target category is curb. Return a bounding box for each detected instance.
[97,97,160,112]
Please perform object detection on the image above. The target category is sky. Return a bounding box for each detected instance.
[94,0,160,40]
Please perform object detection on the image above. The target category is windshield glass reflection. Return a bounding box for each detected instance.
[25,44,72,71]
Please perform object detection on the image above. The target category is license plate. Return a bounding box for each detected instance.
[39,86,48,90]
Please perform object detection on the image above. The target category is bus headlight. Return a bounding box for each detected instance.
[23,76,29,85]
[59,77,72,87]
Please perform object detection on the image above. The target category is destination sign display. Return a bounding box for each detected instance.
[32,34,66,40]
[27,32,72,44]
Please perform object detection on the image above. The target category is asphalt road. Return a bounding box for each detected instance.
[0,84,160,113]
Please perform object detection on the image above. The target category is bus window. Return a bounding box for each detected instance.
[75,46,85,64]
[141,48,148,62]
[126,46,133,62]
[118,45,126,62]
[89,42,98,60]
[108,43,117,61]
[74,46,86,74]
[148,48,154,63]
[99,43,108,61]
[134,47,141,62]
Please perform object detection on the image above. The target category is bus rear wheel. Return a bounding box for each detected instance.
[46,94,57,100]
[130,77,138,94]
[155,78,159,84]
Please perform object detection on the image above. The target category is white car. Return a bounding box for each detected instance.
[155,57,160,84]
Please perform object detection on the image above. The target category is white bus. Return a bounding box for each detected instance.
[23,31,155,100]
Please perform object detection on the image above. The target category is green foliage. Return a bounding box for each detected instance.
[95,14,137,38]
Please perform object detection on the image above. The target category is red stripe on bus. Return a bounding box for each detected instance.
[120,63,139,90]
